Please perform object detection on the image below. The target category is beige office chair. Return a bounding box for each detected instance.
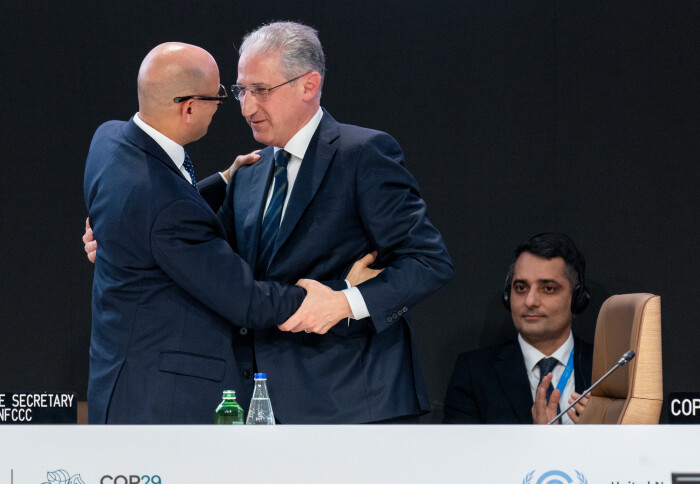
[580,293,662,424]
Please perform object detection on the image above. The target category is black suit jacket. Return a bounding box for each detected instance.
[83,119,304,423]
[443,335,593,423]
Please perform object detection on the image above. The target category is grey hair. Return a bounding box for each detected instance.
[240,21,325,96]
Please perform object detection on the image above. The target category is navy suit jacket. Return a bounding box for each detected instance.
[443,335,593,423]
[216,110,454,423]
[83,119,304,424]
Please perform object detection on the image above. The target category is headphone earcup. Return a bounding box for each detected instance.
[571,285,591,314]
[502,275,511,311]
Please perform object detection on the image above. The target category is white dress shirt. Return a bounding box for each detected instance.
[518,331,576,424]
[264,107,369,321]
[133,113,194,185]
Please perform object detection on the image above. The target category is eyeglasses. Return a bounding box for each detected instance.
[231,71,312,102]
[173,84,228,105]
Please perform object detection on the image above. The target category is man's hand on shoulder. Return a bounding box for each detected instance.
[278,279,353,334]
[83,218,97,263]
[221,150,261,182]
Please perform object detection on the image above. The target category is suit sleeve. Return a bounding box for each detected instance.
[443,353,483,423]
[354,132,454,333]
[151,198,305,329]
[198,173,228,213]
[217,176,238,248]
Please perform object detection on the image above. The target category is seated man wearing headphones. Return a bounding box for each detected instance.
[443,233,593,424]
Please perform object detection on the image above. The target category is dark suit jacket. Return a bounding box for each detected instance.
[443,335,593,423]
[215,110,454,423]
[83,119,304,424]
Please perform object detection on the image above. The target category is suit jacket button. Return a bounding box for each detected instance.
[239,328,248,335]
[386,316,392,323]
[403,306,408,312]
[243,370,252,380]
[392,312,398,319]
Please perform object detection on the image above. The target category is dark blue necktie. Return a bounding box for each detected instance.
[538,357,562,423]
[256,150,290,276]
[183,152,198,190]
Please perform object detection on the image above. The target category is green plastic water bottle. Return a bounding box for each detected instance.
[214,390,244,424]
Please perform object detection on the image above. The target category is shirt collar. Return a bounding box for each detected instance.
[274,107,324,160]
[133,113,185,169]
[518,331,574,374]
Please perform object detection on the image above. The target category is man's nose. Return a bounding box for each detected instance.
[240,92,257,117]
[524,288,540,307]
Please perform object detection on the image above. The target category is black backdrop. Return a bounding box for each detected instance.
[2,1,699,423]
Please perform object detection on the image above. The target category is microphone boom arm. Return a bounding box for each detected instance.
[547,350,635,425]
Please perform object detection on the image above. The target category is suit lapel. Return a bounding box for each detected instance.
[268,112,339,266]
[494,340,534,423]
[242,148,276,267]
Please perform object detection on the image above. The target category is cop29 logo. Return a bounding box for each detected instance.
[100,476,162,484]
[523,469,588,484]
[43,469,85,484]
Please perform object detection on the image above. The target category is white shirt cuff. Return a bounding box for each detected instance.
[218,172,229,184]
[342,284,370,320]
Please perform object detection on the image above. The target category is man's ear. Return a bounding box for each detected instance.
[177,99,195,120]
[301,71,322,100]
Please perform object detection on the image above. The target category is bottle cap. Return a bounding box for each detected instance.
[254,373,267,379]
[222,390,236,398]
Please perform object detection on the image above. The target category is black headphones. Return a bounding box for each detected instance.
[502,232,591,314]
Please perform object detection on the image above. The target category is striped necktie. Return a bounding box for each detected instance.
[256,150,290,276]
[182,152,198,190]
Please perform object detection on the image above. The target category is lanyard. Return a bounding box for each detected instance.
[555,347,575,393]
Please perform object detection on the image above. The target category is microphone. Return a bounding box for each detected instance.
[547,349,636,425]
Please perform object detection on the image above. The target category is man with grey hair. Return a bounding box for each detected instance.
[83,42,360,423]
[207,21,454,423]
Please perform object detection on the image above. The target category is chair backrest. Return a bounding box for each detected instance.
[580,293,662,424]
